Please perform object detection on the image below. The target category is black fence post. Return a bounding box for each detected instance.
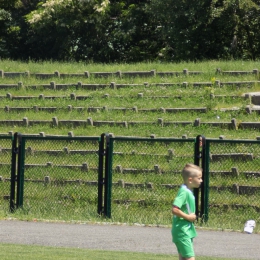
[98,133,106,215]
[194,135,206,219]
[203,140,210,222]
[10,132,19,212]
[98,133,112,218]
[16,133,25,208]
[104,134,112,218]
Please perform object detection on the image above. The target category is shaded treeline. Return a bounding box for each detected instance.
[1,0,260,62]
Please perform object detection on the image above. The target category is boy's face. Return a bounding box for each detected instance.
[190,171,203,188]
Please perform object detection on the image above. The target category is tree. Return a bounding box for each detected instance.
[149,0,260,61]
[0,0,41,59]
[24,0,110,61]
[0,0,18,57]
[220,0,260,60]
[1,0,260,61]
[105,0,162,62]
[24,0,161,62]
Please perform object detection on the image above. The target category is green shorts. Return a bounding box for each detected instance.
[174,237,194,258]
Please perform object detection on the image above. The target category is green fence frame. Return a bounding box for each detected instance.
[203,139,210,222]
[105,136,207,220]
[11,134,102,217]
[9,134,207,220]
[205,138,260,225]
[7,133,260,226]
[0,135,13,211]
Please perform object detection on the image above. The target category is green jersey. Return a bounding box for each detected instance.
[171,184,197,242]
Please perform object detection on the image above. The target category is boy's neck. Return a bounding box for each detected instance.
[183,182,193,191]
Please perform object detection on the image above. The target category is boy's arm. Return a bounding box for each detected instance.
[172,205,196,222]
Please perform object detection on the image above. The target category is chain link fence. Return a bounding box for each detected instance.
[2,133,260,230]
[18,136,100,221]
[207,139,260,230]
[0,136,13,212]
[108,137,195,225]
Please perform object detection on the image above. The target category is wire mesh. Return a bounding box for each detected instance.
[207,140,260,230]
[0,136,12,212]
[21,136,100,220]
[109,137,195,225]
[4,133,259,230]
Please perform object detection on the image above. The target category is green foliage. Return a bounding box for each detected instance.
[0,0,40,59]
[149,0,260,61]
[0,8,13,57]
[0,0,18,9]
[1,0,260,61]
[210,0,260,60]
[24,0,110,60]
[105,0,161,62]
[22,0,159,62]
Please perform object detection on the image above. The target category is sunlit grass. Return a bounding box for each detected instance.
[0,59,259,141]
[1,59,259,71]
[1,123,260,139]
[1,109,258,123]
[0,243,243,260]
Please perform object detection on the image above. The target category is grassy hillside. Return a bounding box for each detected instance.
[1,60,260,232]
[0,60,260,139]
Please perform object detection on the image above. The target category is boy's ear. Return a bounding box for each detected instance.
[188,177,193,183]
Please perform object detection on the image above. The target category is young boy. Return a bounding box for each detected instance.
[172,163,203,260]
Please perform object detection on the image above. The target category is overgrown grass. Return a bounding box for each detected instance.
[0,60,260,139]
[1,124,260,140]
[1,59,260,72]
[1,109,257,123]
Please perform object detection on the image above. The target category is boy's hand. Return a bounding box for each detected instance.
[172,206,197,222]
[187,213,197,222]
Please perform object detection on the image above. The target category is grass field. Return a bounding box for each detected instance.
[0,243,245,260]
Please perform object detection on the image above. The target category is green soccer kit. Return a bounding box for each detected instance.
[171,184,197,243]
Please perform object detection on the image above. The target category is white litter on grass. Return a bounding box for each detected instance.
[244,220,256,234]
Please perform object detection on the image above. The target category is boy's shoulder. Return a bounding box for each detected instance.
[175,185,194,202]
[178,184,192,194]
